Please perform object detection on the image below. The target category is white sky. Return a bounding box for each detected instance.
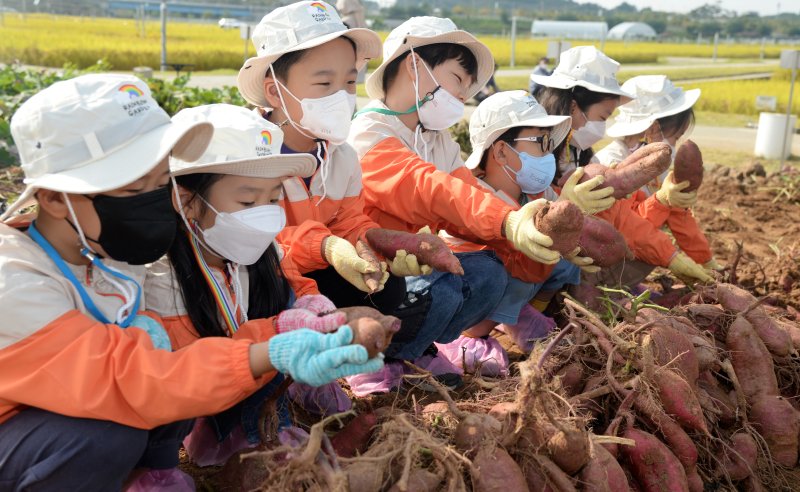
[572,0,799,16]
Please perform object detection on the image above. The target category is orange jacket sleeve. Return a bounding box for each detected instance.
[633,191,672,230]
[326,192,382,245]
[666,209,713,264]
[0,310,274,429]
[597,198,678,267]
[280,249,320,297]
[360,137,514,242]
[277,220,333,274]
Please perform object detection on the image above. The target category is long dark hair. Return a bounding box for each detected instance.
[537,86,619,171]
[382,43,478,96]
[168,173,290,338]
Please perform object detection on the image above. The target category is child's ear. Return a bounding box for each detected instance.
[491,140,509,166]
[172,185,198,220]
[403,52,421,81]
[262,77,281,109]
[36,190,70,220]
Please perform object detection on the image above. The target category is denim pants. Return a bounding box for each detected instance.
[488,258,581,325]
[0,408,193,492]
[388,251,508,361]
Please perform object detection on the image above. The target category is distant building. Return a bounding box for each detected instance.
[531,20,608,40]
[607,22,657,41]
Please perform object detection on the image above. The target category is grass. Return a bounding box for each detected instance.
[2,14,798,71]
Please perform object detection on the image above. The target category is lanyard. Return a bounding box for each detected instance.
[186,226,243,337]
[28,221,141,327]
[352,93,434,119]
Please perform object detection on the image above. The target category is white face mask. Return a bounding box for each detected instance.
[412,54,465,131]
[571,112,606,150]
[199,201,286,266]
[273,71,356,145]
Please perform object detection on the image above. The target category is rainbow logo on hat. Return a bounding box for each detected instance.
[118,84,144,98]
[309,2,327,12]
[260,130,272,145]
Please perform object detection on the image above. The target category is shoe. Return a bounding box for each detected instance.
[435,335,509,377]
[288,381,352,416]
[182,418,256,468]
[496,304,556,353]
[345,360,404,397]
[125,468,195,492]
[408,345,463,391]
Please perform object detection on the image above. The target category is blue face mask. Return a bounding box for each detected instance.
[503,144,556,195]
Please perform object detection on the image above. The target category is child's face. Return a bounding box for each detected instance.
[500,127,550,174]
[269,37,357,123]
[572,98,618,129]
[65,158,170,258]
[187,175,283,231]
[414,56,473,103]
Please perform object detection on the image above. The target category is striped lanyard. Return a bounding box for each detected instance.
[186,225,245,337]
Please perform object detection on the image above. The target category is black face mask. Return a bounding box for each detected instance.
[76,187,177,265]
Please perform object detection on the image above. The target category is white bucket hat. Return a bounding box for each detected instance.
[465,90,572,170]
[606,75,701,138]
[1,73,212,221]
[237,1,381,107]
[365,16,495,101]
[530,46,634,101]
[170,104,316,179]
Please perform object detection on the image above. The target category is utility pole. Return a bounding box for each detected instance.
[160,1,167,72]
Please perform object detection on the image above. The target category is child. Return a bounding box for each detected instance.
[0,74,381,490]
[145,104,351,467]
[534,47,713,288]
[237,1,434,316]
[435,91,594,373]
[597,75,721,274]
[348,17,592,384]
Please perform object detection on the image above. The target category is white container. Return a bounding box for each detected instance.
[754,112,797,160]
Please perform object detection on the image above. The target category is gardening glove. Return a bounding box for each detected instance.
[268,326,384,387]
[564,247,601,274]
[667,252,714,284]
[275,306,347,334]
[292,294,338,315]
[504,199,560,265]
[323,235,389,294]
[704,258,725,271]
[558,167,616,215]
[388,226,435,276]
[656,171,697,208]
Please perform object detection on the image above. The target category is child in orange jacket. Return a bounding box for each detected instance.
[0,74,381,491]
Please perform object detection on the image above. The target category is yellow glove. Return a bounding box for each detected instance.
[323,235,389,293]
[667,252,714,284]
[565,247,601,273]
[387,226,435,276]
[504,199,560,265]
[559,167,616,215]
[656,171,697,209]
[704,258,724,271]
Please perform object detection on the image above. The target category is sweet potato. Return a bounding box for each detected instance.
[749,395,799,467]
[720,432,758,481]
[546,425,591,475]
[653,368,708,435]
[642,325,699,386]
[725,315,779,400]
[696,371,737,426]
[579,215,634,267]
[621,428,689,492]
[473,446,529,492]
[776,319,800,351]
[558,143,672,198]
[355,239,384,292]
[348,316,400,358]
[556,362,586,397]
[346,461,385,492]
[523,454,577,492]
[387,469,441,492]
[331,412,378,458]
[453,413,501,456]
[365,228,464,275]
[672,140,703,192]
[533,200,584,256]
[579,443,631,492]
[716,283,795,357]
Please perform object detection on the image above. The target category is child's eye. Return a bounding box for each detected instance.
[454,73,462,83]
[125,188,143,194]
[315,82,331,87]
[270,198,280,204]
[239,202,255,207]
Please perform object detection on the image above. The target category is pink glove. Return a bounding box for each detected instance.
[292,294,338,315]
[275,308,346,334]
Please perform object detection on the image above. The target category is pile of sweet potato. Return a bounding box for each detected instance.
[230,281,799,492]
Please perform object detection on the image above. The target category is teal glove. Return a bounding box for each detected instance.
[129,314,172,351]
[268,326,384,387]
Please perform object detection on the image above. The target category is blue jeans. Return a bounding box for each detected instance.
[388,251,508,361]
[0,408,193,491]
[488,258,581,325]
